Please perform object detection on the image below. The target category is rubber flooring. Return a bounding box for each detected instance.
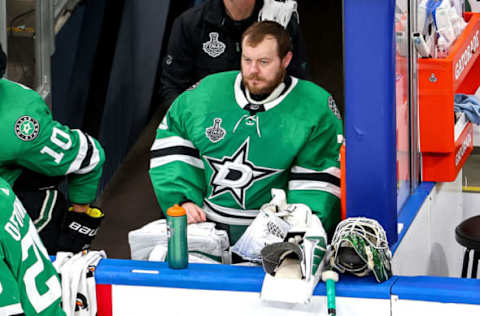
[92,112,165,259]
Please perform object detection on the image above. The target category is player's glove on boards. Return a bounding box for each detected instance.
[58,207,104,253]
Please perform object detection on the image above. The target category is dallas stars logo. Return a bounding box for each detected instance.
[204,138,281,208]
[14,116,40,141]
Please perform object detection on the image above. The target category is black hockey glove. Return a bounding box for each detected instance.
[57,207,104,253]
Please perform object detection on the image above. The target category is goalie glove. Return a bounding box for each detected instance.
[57,207,104,253]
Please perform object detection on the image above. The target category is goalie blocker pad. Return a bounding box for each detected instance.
[57,208,104,253]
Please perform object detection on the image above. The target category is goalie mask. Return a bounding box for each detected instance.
[328,217,392,283]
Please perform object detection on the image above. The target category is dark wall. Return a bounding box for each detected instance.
[52,0,174,192]
[52,0,108,129]
[298,0,344,116]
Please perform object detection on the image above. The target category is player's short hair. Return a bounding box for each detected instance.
[242,21,292,59]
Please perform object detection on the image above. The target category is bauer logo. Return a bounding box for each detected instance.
[455,30,479,80]
[455,133,471,166]
[69,221,98,237]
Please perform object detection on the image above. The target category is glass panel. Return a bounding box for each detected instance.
[5,0,36,88]
[395,0,411,211]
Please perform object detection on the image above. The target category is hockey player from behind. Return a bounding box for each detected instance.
[0,177,65,315]
[0,44,105,255]
[150,21,343,246]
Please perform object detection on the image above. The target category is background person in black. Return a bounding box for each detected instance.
[156,0,308,109]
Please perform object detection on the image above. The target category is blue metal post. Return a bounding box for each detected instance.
[343,0,398,244]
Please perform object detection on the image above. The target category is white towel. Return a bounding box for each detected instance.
[54,250,106,316]
[258,0,299,28]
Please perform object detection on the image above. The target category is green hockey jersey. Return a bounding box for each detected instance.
[0,177,65,315]
[150,71,343,235]
[0,78,105,204]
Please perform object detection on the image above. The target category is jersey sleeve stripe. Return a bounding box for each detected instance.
[150,155,205,169]
[291,166,340,177]
[0,303,24,315]
[288,180,341,198]
[66,129,88,174]
[289,172,340,187]
[74,135,101,175]
[151,146,200,159]
[151,136,195,151]
[79,134,94,169]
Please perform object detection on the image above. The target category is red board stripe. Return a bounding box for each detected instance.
[96,284,112,316]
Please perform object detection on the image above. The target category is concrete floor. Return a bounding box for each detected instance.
[92,111,165,259]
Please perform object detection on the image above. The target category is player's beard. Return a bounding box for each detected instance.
[243,67,286,96]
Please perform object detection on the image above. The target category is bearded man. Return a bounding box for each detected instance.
[149,21,342,246]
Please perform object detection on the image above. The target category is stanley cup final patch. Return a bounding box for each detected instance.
[15,116,40,141]
[206,118,226,143]
[203,32,226,58]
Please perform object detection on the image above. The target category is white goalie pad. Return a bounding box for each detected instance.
[128,220,229,262]
[231,209,290,263]
[231,189,291,262]
[282,203,312,234]
[258,0,299,28]
[260,212,328,304]
[148,244,226,264]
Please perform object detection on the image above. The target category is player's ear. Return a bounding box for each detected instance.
[282,51,292,69]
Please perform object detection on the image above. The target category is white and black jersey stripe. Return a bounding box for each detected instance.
[67,130,101,175]
[0,303,24,315]
[150,136,204,169]
[203,199,257,225]
[289,166,341,198]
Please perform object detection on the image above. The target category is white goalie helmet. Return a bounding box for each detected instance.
[328,217,392,283]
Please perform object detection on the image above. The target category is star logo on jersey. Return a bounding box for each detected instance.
[204,138,281,208]
[14,116,40,141]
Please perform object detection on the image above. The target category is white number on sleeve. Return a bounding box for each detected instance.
[40,127,72,164]
[18,201,61,313]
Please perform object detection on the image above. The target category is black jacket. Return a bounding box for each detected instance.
[157,0,308,106]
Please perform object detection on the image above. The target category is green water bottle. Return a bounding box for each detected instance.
[167,204,188,269]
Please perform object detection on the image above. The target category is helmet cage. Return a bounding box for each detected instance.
[329,217,392,283]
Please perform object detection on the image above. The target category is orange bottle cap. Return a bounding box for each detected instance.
[167,204,186,217]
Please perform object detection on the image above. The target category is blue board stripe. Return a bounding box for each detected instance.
[94,258,392,299]
[392,276,480,305]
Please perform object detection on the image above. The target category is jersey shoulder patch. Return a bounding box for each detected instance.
[328,96,341,120]
[14,115,40,141]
